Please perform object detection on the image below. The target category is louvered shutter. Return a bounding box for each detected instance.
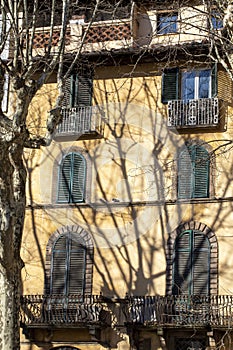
[62,76,72,108]
[173,232,191,295]
[211,63,217,97]
[51,235,67,294]
[57,154,72,203]
[71,153,86,203]
[77,76,93,106]
[178,147,193,199]
[68,236,86,295]
[173,230,210,296]
[161,68,179,104]
[193,232,209,295]
[193,146,209,198]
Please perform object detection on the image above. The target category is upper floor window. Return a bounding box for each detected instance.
[178,145,210,199]
[162,65,217,103]
[181,69,211,101]
[62,73,93,108]
[57,152,86,203]
[211,10,223,29]
[157,12,178,34]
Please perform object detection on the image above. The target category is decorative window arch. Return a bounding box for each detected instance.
[166,222,218,296]
[57,152,86,203]
[44,226,94,295]
[178,144,210,199]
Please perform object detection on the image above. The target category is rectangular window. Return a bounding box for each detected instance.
[157,12,178,34]
[211,11,223,29]
[181,69,211,101]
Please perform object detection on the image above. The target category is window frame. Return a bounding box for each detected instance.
[157,11,178,35]
[177,145,210,199]
[50,232,87,295]
[57,152,86,204]
[172,229,210,296]
[161,64,217,104]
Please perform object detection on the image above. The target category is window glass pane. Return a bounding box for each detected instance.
[157,13,177,34]
[181,71,195,101]
[211,12,223,29]
[199,69,211,98]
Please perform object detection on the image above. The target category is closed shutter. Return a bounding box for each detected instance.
[68,236,86,294]
[50,233,87,296]
[71,153,86,203]
[193,146,209,198]
[211,63,217,97]
[57,153,86,203]
[193,232,209,295]
[62,74,93,108]
[161,68,179,103]
[173,231,191,295]
[51,235,67,294]
[173,230,210,296]
[178,147,193,199]
[57,154,72,203]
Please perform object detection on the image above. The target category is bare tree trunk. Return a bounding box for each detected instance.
[0,142,26,349]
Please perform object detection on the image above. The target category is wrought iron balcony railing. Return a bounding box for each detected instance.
[167,97,219,128]
[55,105,104,140]
[126,295,233,328]
[20,294,111,326]
[21,294,233,329]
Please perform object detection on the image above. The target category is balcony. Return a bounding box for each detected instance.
[20,294,111,328]
[167,98,220,129]
[125,295,233,328]
[54,105,104,141]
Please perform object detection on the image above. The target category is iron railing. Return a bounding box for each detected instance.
[126,295,233,327]
[20,294,233,328]
[167,97,219,127]
[20,294,111,326]
[56,106,104,137]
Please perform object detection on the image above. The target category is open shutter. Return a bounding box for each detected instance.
[173,232,191,295]
[57,154,72,203]
[193,146,209,198]
[162,68,179,104]
[68,236,86,295]
[71,153,86,203]
[77,76,93,106]
[193,232,209,295]
[51,235,68,294]
[211,63,217,97]
[178,147,193,199]
[62,76,72,108]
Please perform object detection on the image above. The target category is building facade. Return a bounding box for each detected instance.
[19,1,233,350]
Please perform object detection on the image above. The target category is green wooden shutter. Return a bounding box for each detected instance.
[193,232,209,295]
[57,154,72,203]
[71,153,86,203]
[51,235,67,294]
[173,231,191,295]
[77,76,93,106]
[193,146,209,198]
[173,230,210,296]
[62,76,72,108]
[68,235,86,295]
[178,147,193,199]
[211,63,217,97]
[161,68,179,104]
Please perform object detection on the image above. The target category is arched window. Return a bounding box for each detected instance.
[172,230,210,295]
[50,232,87,295]
[178,145,209,199]
[57,152,86,203]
